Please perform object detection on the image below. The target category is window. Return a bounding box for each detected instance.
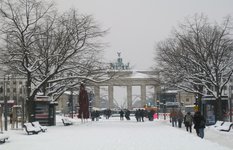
[223,86,227,90]
[19,88,23,94]
[186,98,189,102]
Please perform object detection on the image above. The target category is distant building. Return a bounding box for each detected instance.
[0,75,27,106]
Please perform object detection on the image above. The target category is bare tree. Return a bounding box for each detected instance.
[0,0,109,121]
[155,14,233,120]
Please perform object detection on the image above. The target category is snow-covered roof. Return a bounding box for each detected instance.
[166,90,179,93]
[64,91,79,95]
[128,71,153,79]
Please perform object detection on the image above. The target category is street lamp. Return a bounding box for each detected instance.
[21,85,26,128]
[4,74,10,131]
[69,88,73,118]
[88,91,94,113]
[156,100,160,119]
[163,99,166,120]
[229,85,232,122]
[67,73,74,118]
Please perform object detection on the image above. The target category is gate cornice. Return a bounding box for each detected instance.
[87,71,159,86]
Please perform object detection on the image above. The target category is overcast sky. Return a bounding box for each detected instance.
[50,0,233,70]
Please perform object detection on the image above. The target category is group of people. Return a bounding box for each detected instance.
[170,109,184,128]
[79,83,206,139]
[119,109,131,120]
[135,109,146,122]
[91,110,100,121]
[170,109,206,139]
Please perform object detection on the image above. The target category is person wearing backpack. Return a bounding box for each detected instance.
[184,112,193,133]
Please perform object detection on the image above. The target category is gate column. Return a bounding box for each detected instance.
[127,85,132,110]
[141,84,146,107]
[108,85,114,109]
[94,86,100,108]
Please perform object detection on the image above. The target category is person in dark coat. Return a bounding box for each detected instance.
[140,109,145,122]
[78,84,89,121]
[184,112,193,133]
[95,110,100,121]
[125,109,131,120]
[193,111,206,139]
[148,110,155,121]
[91,111,96,121]
[119,110,124,120]
[135,109,140,122]
[170,109,178,127]
[177,110,184,128]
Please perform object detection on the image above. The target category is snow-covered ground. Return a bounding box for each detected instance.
[1,115,233,150]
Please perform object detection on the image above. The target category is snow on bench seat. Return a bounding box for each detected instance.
[210,121,224,128]
[0,133,9,143]
[23,123,41,135]
[32,121,48,132]
[62,118,73,126]
[216,122,233,132]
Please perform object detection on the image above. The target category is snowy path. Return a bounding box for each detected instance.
[1,117,233,150]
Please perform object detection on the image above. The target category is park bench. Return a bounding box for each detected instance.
[0,133,9,143]
[213,121,224,128]
[62,118,73,126]
[23,122,41,135]
[216,122,233,132]
[32,121,48,132]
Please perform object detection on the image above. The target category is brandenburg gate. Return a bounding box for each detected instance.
[89,70,160,110]
[85,52,160,110]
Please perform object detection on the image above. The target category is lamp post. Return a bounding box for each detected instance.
[68,73,74,118]
[3,75,10,131]
[163,99,166,120]
[229,85,232,122]
[156,100,160,119]
[21,85,25,128]
[70,88,73,118]
[89,91,94,113]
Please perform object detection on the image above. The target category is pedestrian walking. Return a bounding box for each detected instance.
[119,110,124,120]
[193,111,206,139]
[177,110,184,128]
[184,112,193,133]
[170,109,178,127]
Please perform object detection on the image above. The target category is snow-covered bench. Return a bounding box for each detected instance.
[23,123,41,135]
[0,133,9,143]
[62,118,73,126]
[213,121,224,128]
[216,122,233,132]
[32,121,48,132]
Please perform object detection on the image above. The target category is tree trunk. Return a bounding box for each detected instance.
[215,97,223,121]
[26,73,35,122]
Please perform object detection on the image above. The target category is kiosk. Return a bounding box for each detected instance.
[202,95,229,125]
[32,96,57,126]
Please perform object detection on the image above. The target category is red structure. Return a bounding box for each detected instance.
[78,84,89,119]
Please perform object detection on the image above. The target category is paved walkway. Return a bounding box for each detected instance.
[1,117,232,150]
